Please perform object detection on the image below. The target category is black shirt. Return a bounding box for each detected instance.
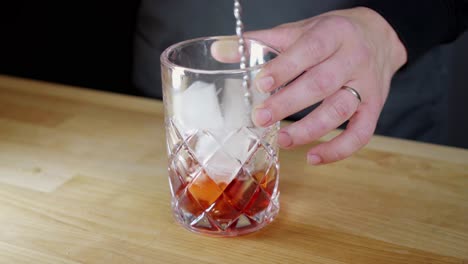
[364,0,468,64]
[132,0,468,145]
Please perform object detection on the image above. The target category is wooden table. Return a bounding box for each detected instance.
[0,75,467,264]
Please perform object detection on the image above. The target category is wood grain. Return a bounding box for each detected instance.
[0,75,467,263]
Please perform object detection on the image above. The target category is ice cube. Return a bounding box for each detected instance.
[172,79,255,184]
[222,78,251,129]
[173,81,224,166]
[173,81,224,134]
[204,149,242,185]
[221,79,254,165]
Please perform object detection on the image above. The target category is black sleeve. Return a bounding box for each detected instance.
[362,0,468,64]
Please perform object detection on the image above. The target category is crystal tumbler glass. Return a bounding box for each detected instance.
[160,36,280,237]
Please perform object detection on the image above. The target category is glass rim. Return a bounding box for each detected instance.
[160,35,280,75]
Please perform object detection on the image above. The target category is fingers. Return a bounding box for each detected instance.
[210,38,242,63]
[246,15,387,165]
[211,21,308,64]
[210,20,311,64]
[276,86,361,148]
[306,100,380,165]
[253,20,342,94]
[245,22,307,52]
[252,48,356,127]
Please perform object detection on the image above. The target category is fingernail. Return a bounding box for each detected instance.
[307,154,322,165]
[252,106,272,126]
[278,131,293,148]
[210,40,239,62]
[255,75,274,93]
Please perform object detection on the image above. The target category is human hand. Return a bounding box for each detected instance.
[246,7,407,165]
